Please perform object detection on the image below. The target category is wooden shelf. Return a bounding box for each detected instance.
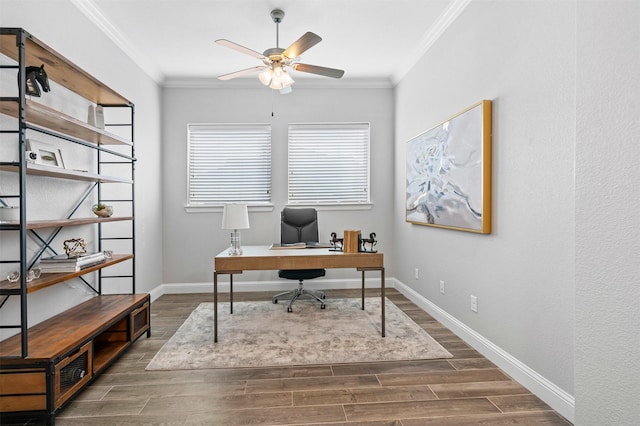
[27,216,133,230]
[0,162,133,183]
[0,99,132,146]
[93,340,128,373]
[0,217,133,231]
[0,254,133,294]
[0,30,130,105]
[0,294,148,361]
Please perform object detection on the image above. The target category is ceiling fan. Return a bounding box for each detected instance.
[215,9,344,92]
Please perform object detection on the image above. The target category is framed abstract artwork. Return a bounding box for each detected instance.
[406,100,492,233]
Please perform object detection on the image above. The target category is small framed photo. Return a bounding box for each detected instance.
[26,139,66,168]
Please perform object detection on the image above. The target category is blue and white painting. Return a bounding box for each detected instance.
[406,101,491,233]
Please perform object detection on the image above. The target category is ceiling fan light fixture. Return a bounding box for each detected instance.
[258,68,273,86]
[282,70,295,87]
[266,63,294,90]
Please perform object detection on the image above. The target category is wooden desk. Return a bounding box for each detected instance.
[213,245,385,342]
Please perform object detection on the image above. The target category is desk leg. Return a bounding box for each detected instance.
[213,271,218,343]
[381,267,385,337]
[230,274,233,314]
[358,267,385,338]
[361,270,365,310]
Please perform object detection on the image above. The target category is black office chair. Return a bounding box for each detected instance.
[272,207,327,312]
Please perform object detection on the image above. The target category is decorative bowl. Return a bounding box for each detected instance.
[92,204,113,218]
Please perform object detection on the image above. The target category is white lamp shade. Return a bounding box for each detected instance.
[221,203,250,230]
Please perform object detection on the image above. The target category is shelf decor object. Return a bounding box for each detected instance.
[92,204,113,218]
[221,203,250,256]
[0,205,19,222]
[26,139,65,168]
[63,238,87,257]
[405,100,492,234]
[22,64,50,96]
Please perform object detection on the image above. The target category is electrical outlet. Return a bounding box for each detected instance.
[414,268,419,280]
[439,280,445,294]
[470,295,478,312]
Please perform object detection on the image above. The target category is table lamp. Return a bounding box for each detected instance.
[221,203,250,255]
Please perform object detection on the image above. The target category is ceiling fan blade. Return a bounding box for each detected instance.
[218,66,266,81]
[215,39,265,59]
[293,63,344,79]
[283,32,322,59]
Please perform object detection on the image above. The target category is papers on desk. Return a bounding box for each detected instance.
[269,242,333,250]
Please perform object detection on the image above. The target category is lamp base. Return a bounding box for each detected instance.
[228,230,243,256]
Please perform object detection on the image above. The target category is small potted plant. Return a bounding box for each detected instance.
[92,203,113,218]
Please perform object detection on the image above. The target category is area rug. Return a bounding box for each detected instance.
[146,298,452,370]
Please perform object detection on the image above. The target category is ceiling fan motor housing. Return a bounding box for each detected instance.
[263,47,286,59]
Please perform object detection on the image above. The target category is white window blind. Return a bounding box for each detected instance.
[288,123,370,204]
[187,124,271,205]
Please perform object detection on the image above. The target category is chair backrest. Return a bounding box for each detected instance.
[281,208,319,244]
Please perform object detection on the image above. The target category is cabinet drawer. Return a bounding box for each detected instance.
[54,341,92,407]
[0,369,47,412]
[130,301,150,340]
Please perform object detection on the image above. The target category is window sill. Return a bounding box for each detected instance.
[184,203,373,213]
[184,204,275,213]
[286,203,373,211]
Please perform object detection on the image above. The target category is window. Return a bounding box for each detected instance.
[288,123,370,205]
[187,124,271,205]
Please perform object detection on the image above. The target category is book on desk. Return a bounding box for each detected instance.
[269,242,333,250]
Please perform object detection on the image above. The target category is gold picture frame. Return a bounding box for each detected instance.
[405,100,492,233]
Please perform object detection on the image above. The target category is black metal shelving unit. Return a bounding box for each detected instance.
[0,27,136,361]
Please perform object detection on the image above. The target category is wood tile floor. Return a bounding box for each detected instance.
[14,289,572,425]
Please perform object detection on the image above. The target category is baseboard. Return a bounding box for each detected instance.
[393,280,575,423]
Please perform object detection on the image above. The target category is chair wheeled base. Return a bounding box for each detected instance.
[272,281,327,312]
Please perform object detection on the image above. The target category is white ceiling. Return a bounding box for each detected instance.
[72,0,470,86]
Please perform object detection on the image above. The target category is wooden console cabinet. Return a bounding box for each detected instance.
[0,294,150,422]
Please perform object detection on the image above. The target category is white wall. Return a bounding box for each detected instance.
[161,83,394,285]
[394,0,575,400]
[0,1,163,333]
[575,1,640,424]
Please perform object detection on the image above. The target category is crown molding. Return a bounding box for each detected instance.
[70,0,164,83]
[391,0,472,85]
[162,76,393,90]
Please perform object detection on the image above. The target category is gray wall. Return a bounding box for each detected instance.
[395,0,640,423]
[575,1,640,424]
[161,84,394,285]
[394,0,575,398]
